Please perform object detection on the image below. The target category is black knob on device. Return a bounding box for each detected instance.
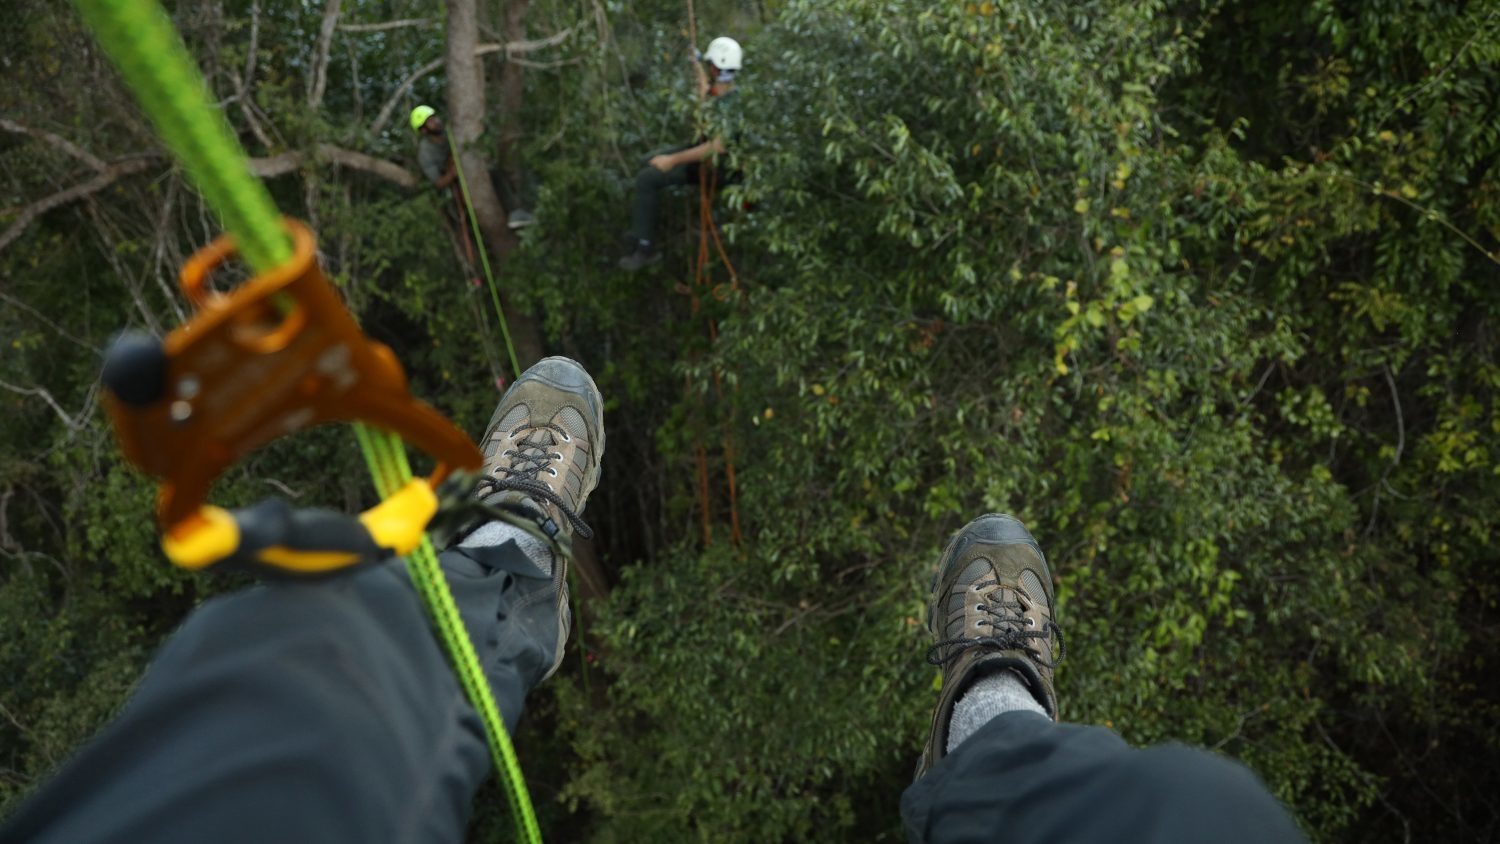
[101,331,168,407]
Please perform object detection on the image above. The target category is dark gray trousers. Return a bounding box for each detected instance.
[0,538,556,844]
[629,158,701,245]
[4,545,1304,843]
[901,710,1307,843]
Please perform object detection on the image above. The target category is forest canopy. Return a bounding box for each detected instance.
[1,0,1497,841]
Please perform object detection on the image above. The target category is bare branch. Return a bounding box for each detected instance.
[339,17,432,33]
[248,144,419,188]
[505,26,573,57]
[229,4,276,150]
[307,0,344,109]
[0,291,99,352]
[245,2,261,85]
[0,158,156,254]
[508,56,581,70]
[0,118,108,172]
[367,44,502,136]
[262,478,304,498]
[249,151,304,178]
[0,379,90,431]
[315,144,419,187]
[369,56,443,136]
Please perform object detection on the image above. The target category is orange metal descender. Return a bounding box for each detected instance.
[101,219,482,574]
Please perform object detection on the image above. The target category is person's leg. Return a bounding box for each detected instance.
[902,514,1304,844]
[622,160,694,270]
[0,358,606,844]
[489,168,537,230]
[0,556,512,844]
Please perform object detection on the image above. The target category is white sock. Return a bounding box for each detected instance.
[946,669,1047,754]
[458,520,556,576]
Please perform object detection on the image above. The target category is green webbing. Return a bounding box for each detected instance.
[446,134,521,378]
[74,3,538,841]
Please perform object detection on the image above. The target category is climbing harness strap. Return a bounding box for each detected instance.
[74,1,540,840]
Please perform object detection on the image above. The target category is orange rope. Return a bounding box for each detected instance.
[685,0,742,547]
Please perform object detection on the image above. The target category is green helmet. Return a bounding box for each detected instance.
[409,105,436,132]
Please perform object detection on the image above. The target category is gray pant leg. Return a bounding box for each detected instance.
[629,162,695,244]
[0,534,557,844]
[901,711,1306,844]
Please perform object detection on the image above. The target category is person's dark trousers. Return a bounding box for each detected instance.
[0,536,558,844]
[630,147,704,244]
[902,710,1306,843]
[489,168,536,216]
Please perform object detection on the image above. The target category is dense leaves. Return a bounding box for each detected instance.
[2,0,1496,841]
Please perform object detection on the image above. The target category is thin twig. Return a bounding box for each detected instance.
[1366,363,1407,535]
[0,118,107,171]
[0,291,99,352]
[0,158,157,254]
[0,380,89,430]
[367,44,502,136]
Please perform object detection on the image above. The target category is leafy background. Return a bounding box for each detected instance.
[2,0,1497,841]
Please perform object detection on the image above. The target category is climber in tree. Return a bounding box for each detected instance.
[411,105,537,230]
[618,36,743,271]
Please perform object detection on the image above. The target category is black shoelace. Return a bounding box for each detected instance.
[926,580,1065,669]
[476,422,594,540]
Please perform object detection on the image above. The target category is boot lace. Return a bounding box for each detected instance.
[925,580,1065,669]
[476,421,594,539]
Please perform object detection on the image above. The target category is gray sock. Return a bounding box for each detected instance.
[946,669,1047,754]
[458,520,555,576]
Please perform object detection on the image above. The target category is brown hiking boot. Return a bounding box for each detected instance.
[476,356,604,537]
[915,514,1064,779]
[473,356,604,679]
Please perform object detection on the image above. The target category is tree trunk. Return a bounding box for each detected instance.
[496,0,530,186]
[443,0,544,370]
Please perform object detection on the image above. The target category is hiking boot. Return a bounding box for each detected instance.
[476,356,604,539]
[473,357,604,677]
[617,241,661,272]
[916,514,1064,779]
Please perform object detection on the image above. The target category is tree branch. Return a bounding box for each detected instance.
[339,17,432,33]
[0,158,156,254]
[248,144,418,188]
[0,118,108,172]
[504,26,573,57]
[315,143,419,188]
[307,0,343,109]
[0,379,91,431]
[0,291,99,352]
[367,44,502,136]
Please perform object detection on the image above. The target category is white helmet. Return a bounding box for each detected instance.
[703,36,743,73]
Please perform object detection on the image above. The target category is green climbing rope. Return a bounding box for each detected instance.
[446,134,522,378]
[72,2,539,841]
[72,0,288,273]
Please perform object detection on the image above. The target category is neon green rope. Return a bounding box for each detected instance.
[73,0,288,274]
[356,426,542,844]
[74,3,538,841]
[446,134,522,378]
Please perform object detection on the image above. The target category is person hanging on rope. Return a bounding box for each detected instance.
[618,36,743,271]
[412,105,538,230]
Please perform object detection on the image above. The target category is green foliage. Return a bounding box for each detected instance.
[3,0,1497,841]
